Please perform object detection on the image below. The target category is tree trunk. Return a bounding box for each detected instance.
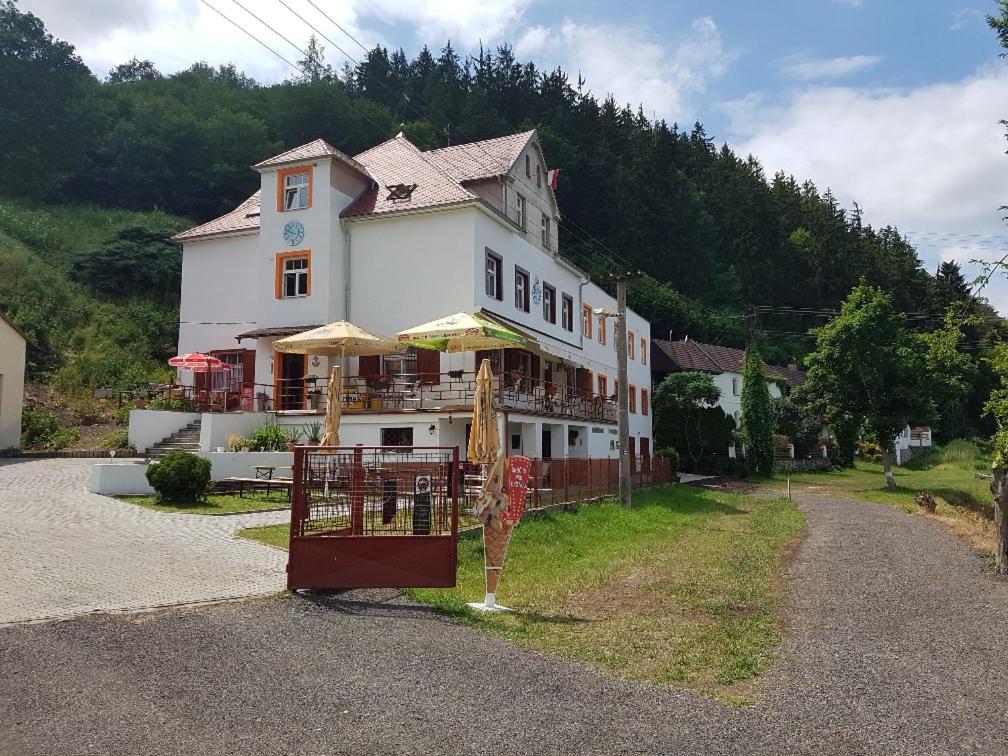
[989,466,1008,574]
[883,449,896,490]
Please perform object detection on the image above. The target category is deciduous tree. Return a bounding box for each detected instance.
[803,283,932,488]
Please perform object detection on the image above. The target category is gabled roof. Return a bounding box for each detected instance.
[652,338,807,387]
[172,192,261,242]
[424,129,535,182]
[0,310,29,344]
[253,138,369,176]
[174,129,548,239]
[342,135,477,219]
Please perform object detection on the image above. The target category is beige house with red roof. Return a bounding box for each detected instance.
[166,130,653,461]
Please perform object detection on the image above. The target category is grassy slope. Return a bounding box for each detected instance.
[241,486,804,701]
[0,199,190,361]
[771,441,995,552]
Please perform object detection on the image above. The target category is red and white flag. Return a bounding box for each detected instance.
[548,168,560,189]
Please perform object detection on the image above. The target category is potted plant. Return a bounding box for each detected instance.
[134,396,148,409]
[304,421,323,446]
[365,373,392,391]
[256,392,270,412]
[309,387,323,411]
[286,426,303,451]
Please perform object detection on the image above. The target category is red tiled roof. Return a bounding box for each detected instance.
[172,192,261,242]
[175,129,538,238]
[253,138,369,176]
[652,339,807,386]
[342,135,477,218]
[424,130,535,181]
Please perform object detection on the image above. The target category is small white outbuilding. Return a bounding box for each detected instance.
[0,312,27,450]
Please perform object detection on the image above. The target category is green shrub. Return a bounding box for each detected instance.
[146,395,197,412]
[145,451,212,503]
[246,416,291,451]
[111,404,132,425]
[656,446,680,477]
[20,408,80,450]
[101,428,130,449]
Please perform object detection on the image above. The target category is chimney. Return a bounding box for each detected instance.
[787,358,797,370]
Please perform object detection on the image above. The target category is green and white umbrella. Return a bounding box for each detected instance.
[395,312,526,353]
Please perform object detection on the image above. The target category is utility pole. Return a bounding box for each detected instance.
[600,271,639,508]
[615,277,631,508]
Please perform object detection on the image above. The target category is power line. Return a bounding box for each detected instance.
[229,0,306,57]
[198,0,298,70]
[273,0,645,277]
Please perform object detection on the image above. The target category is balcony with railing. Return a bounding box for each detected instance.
[149,369,617,424]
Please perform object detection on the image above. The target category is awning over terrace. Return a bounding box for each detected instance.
[234,325,324,343]
[478,310,586,367]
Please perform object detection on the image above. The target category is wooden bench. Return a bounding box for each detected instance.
[224,476,294,500]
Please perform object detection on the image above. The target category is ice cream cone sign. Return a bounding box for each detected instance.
[470,454,531,612]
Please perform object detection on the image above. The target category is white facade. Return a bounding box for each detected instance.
[713,372,783,427]
[172,132,653,460]
[0,315,27,450]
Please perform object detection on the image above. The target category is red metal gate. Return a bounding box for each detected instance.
[287,446,459,590]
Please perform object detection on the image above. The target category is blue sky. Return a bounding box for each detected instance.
[22,0,1008,309]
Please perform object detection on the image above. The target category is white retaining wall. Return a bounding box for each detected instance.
[89,462,155,495]
[128,410,200,453]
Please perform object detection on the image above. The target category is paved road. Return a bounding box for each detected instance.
[0,458,288,626]
[1,492,1006,754]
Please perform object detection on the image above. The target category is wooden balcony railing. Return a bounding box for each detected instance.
[150,370,618,424]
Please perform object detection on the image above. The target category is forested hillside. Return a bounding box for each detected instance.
[0,1,1000,405]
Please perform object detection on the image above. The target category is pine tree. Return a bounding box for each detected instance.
[740,346,775,476]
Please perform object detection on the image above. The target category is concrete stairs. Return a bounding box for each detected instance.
[147,420,202,458]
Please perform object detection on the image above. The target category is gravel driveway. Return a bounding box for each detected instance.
[0,458,288,625]
[2,493,1006,755]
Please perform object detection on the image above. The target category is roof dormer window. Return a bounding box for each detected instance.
[277,166,312,212]
[525,154,531,177]
[386,183,418,201]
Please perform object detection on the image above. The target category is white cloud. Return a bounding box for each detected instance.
[951,7,985,32]
[728,65,1008,310]
[359,0,532,47]
[515,16,735,123]
[781,54,883,81]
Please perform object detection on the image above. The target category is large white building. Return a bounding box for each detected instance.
[170,130,653,460]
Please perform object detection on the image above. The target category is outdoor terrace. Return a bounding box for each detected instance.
[150,370,618,425]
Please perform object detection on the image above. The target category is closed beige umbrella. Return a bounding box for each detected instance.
[321,365,341,446]
[468,358,500,464]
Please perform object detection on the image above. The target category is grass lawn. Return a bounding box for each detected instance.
[118,490,290,515]
[769,441,996,552]
[240,485,804,701]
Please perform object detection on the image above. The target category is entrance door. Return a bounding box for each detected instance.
[277,353,306,410]
[542,429,552,459]
[627,436,636,473]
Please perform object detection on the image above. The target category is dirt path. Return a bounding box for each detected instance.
[2,493,1006,755]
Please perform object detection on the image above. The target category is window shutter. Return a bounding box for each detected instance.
[242,349,256,389]
[359,355,380,377]
[417,348,440,384]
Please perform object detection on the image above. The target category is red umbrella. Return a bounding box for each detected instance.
[168,353,231,372]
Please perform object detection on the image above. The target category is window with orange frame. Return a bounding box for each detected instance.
[641,388,649,416]
[628,330,635,359]
[629,384,637,413]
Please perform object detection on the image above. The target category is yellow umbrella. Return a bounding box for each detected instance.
[321,365,341,446]
[468,358,500,464]
[273,321,405,358]
[395,312,526,352]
